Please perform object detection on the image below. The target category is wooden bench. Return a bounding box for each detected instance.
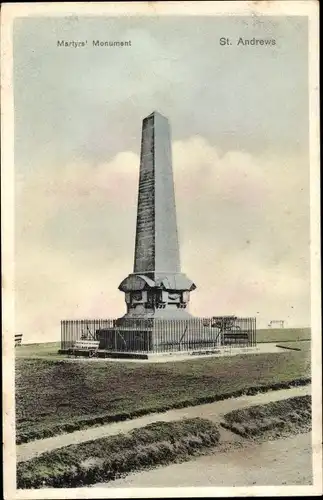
[15,334,23,347]
[223,332,249,345]
[68,340,100,357]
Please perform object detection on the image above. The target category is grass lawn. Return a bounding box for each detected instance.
[15,342,64,360]
[276,341,311,352]
[256,328,311,343]
[16,349,310,443]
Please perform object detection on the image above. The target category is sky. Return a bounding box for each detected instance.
[13,15,310,342]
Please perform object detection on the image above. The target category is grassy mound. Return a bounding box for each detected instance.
[221,395,311,439]
[17,418,220,489]
[16,350,310,444]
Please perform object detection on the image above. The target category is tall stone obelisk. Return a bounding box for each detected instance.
[118,111,196,319]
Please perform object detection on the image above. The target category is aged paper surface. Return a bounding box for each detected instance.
[1,1,321,498]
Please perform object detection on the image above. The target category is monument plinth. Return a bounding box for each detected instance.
[118,111,196,320]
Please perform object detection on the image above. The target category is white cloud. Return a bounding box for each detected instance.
[15,137,310,342]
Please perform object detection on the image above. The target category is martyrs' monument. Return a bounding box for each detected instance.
[98,111,201,351]
[61,112,255,354]
[118,111,196,319]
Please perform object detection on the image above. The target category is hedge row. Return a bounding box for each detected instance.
[17,418,220,488]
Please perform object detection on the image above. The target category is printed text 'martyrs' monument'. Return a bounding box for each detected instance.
[118,111,196,319]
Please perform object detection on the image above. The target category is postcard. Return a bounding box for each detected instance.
[1,1,321,498]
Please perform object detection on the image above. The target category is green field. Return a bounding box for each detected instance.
[276,341,311,352]
[256,328,311,343]
[16,342,62,360]
[16,348,310,444]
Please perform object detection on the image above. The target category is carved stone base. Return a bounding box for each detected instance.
[118,272,196,320]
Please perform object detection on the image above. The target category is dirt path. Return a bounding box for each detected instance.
[94,432,312,487]
[17,384,310,463]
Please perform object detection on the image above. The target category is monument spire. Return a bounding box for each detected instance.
[134,111,180,274]
[119,111,196,319]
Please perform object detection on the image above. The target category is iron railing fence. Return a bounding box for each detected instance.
[61,316,257,353]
